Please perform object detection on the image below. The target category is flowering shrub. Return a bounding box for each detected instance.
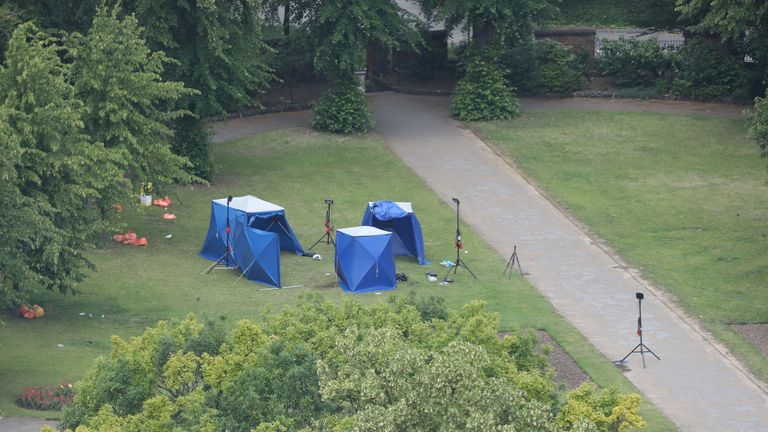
[16,384,75,411]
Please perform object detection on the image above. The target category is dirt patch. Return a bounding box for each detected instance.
[536,330,591,390]
[731,324,768,358]
[499,330,590,390]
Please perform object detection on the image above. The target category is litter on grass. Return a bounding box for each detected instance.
[440,259,455,268]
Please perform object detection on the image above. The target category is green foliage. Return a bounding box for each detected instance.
[556,383,645,432]
[551,0,679,28]
[67,6,198,188]
[311,80,373,134]
[452,57,520,121]
[597,38,667,87]
[0,23,126,304]
[171,116,214,181]
[62,297,643,431]
[300,0,421,80]
[676,0,768,88]
[513,39,585,95]
[671,37,746,100]
[748,92,768,169]
[128,0,274,118]
[420,0,553,49]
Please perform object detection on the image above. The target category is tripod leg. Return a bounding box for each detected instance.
[620,343,642,363]
[201,251,231,275]
[457,259,478,279]
[503,255,513,277]
[514,253,523,274]
[308,233,328,251]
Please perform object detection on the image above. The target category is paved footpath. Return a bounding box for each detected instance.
[368,92,768,431]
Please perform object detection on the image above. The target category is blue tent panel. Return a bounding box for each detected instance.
[361,201,430,265]
[200,195,306,262]
[232,216,281,288]
[335,226,396,293]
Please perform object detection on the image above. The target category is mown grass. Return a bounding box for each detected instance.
[0,127,674,430]
[474,109,768,384]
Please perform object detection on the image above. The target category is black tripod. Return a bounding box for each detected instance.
[202,195,235,274]
[443,198,476,281]
[503,245,524,278]
[619,292,660,368]
[308,199,335,250]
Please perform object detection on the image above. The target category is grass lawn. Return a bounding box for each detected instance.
[0,127,674,430]
[474,109,768,383]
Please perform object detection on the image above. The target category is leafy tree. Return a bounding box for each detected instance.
[749,95,768,170]
[676,0,768,82]
[63,296,643,431]
[126,0,273,118]
[68,6,198,188]
[0,23,127,303]
[300,0,420,133]
[419,0,553,48]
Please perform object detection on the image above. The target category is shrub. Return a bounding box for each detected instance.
[172,116,214,181]
[526,40,586,95]
[597,38,666,87]
[748,92,768,166]
[671,36,746,100]
[16,384,75,411]
[311,79,373,134]
[451,58,520,121]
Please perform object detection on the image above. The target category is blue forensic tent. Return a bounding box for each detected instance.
[200,195,305,263]
[335,226,396,293]
[361,201,430,265]
[231,214,281,288]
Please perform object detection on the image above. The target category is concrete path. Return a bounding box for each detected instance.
[0,416,57,432]
[367,92,768,431]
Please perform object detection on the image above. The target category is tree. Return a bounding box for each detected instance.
[300,0,420,133]
[0,23,126,303]
[676,0,768,81]
[61,296,645,431]
[68,6,198,188]
[419,0,553,49]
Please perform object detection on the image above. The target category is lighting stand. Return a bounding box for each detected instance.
[619,292,660,368]
[443,198,477,281]
[308,199,335,250]
[202,195,235,274]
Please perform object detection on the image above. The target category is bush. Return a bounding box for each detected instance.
[311,79,373,134]
[172,116,214,181]
[748,92,768,166]
[526,40,586,95]
[597,38,666,87]
[60,297,644,432]
[451,58,520,121]
[671,37,746,100]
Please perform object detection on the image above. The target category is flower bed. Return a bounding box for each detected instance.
[15,384,74,411]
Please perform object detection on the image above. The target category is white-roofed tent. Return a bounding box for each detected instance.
[199,195,306,266]
[334,226,396,293]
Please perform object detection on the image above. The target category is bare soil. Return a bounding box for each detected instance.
[731,324,768,358]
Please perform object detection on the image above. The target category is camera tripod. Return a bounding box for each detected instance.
[308,199,335,250]
[503,245,524,278]
[619,292,660,368]
[443,198,476,281]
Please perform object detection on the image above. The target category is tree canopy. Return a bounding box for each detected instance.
[0,23,126,302]
[60,295,645,432]
[0,9,196,305]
